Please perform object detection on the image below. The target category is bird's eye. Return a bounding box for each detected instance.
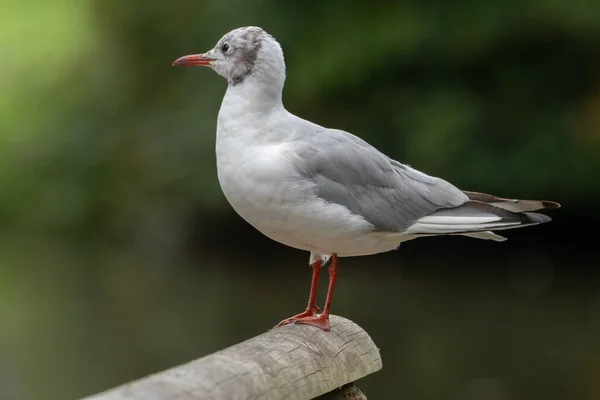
[222,43,230,53]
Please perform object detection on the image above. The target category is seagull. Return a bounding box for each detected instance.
[173,26,560,331]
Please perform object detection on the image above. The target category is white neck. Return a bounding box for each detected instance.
[218,74,285,124]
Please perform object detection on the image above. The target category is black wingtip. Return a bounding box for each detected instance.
[541,200,561,209]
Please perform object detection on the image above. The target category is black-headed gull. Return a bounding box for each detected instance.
[173,26,559,331]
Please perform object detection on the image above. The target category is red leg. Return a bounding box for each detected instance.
[276,259,322,326]
[278,254,339,332]
[305,259,322,314]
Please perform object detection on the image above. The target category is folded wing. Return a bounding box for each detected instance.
[296,129,469,232]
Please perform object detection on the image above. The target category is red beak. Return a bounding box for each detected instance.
[172,53,213,67]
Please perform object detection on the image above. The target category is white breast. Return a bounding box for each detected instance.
[216,126,310,246]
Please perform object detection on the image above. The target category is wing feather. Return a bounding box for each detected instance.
[295,129,468,232]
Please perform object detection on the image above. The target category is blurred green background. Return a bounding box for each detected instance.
[1,1,599,399]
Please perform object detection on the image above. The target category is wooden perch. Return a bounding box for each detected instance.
[82,315,382,400]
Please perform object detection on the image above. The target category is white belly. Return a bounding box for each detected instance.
[215,137,406,257]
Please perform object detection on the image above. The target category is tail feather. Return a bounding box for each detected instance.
[406,200,554,237]
[458,231,508,242]
[463,190,560,213]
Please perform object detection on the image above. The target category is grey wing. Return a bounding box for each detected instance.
[295,129,469,233]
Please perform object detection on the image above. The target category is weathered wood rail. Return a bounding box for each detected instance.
[81,315,382,400]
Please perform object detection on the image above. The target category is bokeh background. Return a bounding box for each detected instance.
[2,1,600,399]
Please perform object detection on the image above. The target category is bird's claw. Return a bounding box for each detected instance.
[275,308,320,328]
[274,310,331,331]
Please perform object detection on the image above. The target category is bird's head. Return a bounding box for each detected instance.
[173,26,286,88]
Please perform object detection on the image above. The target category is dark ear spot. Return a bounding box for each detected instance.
[230,30,263,85]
